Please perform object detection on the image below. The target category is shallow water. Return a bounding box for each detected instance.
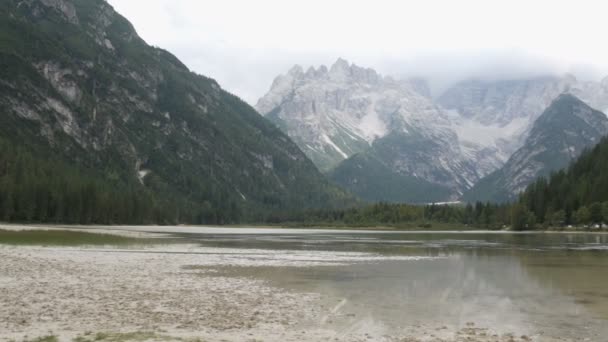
[169,229,608,340]
[54,226,608,339]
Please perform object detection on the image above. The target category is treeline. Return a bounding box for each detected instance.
[515,136,608,229]
[269,198,607,231]
[0,138,163,224]
[0,138,238,225]
[265,201,512,230]
[272,138,608,230]
[2,134,608,230]
[274,137,608,230]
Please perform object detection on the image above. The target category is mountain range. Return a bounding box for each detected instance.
[464,94,608,202]
[2,0,607,224]
[256,60,608,203]
[0,0,353,223]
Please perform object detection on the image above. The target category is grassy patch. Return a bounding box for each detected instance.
[72,332,205,342]
[21,336,59,342]
[0,229,146,246]
[73,332,156,342]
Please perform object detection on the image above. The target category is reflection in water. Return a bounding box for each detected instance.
[178,231,608,340]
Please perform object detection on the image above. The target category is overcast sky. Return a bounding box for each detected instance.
[107,0,608,104]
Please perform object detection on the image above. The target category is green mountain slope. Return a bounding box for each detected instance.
[329,132,454,203]
[519,135,608,225]
[0,0,353,223]
[464,94,608,203]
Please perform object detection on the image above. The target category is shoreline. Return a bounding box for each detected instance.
[1,243,554,342]
[1,226,596,341]
[1,222,607,236]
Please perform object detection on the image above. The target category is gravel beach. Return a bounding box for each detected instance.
[0,227,570,342]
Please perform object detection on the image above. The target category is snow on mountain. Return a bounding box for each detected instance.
[255,58,457,173]
[256,59,608,202]
[440,76,608,165]
[464,94,608,202]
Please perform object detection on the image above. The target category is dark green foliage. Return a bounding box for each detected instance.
[518,136,608,226]
[0,137,182,224]
[0,0,354,225]
[329,153,452,204]
[461,170,511,203]
[329,132,454,203]
[464,94,608,203]
[510,204,536,231]
[271,201,512,230]
[27,335,59,342]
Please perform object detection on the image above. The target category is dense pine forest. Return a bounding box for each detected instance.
[1,0,606,229]
[2,135,608,229]
[270,137,608,230]
[264,201,507,229]
[517,136,608,229]
[0,137,242,225]
[0,0,355,226]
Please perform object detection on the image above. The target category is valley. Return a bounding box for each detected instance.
[2,1,608,341]
[257,60,608,203]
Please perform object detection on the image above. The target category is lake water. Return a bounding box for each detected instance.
[158,229,608,340]
[61,226,608,340]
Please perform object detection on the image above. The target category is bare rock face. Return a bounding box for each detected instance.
[464,94,608,202]
[258,60,608,202]
[256,59,491,199]
[438,77,573,125]
[439,76,608,156]
[39,0,79,24]
[0,0,353,216]
[36,62,83,104]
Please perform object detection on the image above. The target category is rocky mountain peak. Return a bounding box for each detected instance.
[601,76,608,89]
[327,58,382,84]
[287,65,304,77]
[330,57,350,71]
[327,58,351,83]
[259,58,608,203]
[464,94,608,202]
[551,93,578,105]
[1,0,353,221]
[255,59,483,194]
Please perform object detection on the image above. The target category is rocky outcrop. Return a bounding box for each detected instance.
[256,59,504,199]
[0,0,353,216]
[463,94,608,202]
[258,59,608,203]
[38,0,79,24]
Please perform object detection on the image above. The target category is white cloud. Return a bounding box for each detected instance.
[107,0,608,104]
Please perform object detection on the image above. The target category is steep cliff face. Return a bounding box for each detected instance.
[0,0,353,221]
[439,76,608,161]
[464,94,608,202]
[256,59,458,173]
[258,58,608,203]
[256,59,490,201]
[438,77,575,125]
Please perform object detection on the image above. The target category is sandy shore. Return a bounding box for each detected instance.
[0,229,568,341]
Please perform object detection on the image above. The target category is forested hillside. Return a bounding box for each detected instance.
[0,0,353,224]
[464,94,608,203]
[276,137,608,230]
[0,137,176,224]
[517,136,608,228]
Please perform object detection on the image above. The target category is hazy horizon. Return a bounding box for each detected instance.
[106,0,608,104]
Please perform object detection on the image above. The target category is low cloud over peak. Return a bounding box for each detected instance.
[107,0,608,104]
